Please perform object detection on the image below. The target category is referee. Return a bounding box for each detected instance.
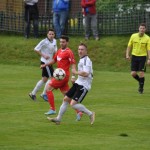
[126,23,150,94]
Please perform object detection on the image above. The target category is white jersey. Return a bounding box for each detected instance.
[75,56,93,91]
[34,38,57,63]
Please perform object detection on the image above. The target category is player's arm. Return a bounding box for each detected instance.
[40,59,55,68]
[126,46,132,60]
[35,49,50,60]
[147,50,150,65]
[72,65,89,77]
[71,64,77,83]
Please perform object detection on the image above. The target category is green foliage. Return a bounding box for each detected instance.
[96,0,148,11]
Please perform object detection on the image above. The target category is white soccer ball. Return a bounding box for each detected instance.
[53,68,66,80]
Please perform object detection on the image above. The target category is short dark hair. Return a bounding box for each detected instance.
[47,28,55,33]
[60,35,69,42]
[79,42,87,49]
[139,23,146,28]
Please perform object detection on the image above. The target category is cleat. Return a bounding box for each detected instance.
[45,109,56,115]
[138,88,143,94]
[40,94,48,101]
[76,112,83,121]
[47,117,60,125]
[90,112,95,125]
[29,93,36,101]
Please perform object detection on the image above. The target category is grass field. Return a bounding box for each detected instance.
[0,64,150,150]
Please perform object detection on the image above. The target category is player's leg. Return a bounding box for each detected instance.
[138,56,146,94]
[47,83,76,124]
[45,85,56,115]
[131,56,139,81]
[29,62,49,101]
[60,82,83,121]
[29,76,48,101]
[70,84,95,125]
[41,65,54,101]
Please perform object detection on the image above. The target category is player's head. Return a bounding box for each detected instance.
[78,43,87,58]
[60,35,69,49]
[47,29,55,40]
[138,23,146,36]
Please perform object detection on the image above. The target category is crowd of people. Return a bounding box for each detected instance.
[24,0,99,40]
[27,0,150,126]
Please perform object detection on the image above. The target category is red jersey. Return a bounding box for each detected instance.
[81,0,96,15]
[53,48,76,76]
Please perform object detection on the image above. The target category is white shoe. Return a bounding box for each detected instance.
[47,117,60,125]
[90,112,95,125]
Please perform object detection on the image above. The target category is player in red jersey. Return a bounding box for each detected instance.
[41,35,83,120]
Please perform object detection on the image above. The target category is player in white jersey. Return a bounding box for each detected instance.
[29,29,57,101]
[47,43,95,125]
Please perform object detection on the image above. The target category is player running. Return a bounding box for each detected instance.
[47,43,95,125]
[41,35,83,120]
[29,29,57,101]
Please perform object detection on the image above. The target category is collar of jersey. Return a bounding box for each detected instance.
[47,37,53,43]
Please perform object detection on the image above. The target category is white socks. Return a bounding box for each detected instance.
[42,79,50,95]
[57,101,69,121]
[32,80,44,95]
[72,103,92,116]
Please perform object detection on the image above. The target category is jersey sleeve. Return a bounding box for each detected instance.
[147,38,150,50]
[128,34,134,47]
[68,49,76,64]
[34,39,45,51]
[83,58,92,74]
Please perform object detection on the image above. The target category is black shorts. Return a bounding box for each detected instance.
[41,61,54,78]
[66,83,88,103]
[131,55,146,72]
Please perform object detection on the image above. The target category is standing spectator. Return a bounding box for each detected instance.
[81,0,99,40]
[52,0,70,39]
[24,0,39,38]
[29,29,57,101]
[47,43,95,125]
[126,23,150,94]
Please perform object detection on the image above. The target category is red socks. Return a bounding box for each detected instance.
[46,91,55,111]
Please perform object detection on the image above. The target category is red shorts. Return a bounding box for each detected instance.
[49,75,70,92]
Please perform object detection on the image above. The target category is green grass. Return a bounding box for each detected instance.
[0,34,130,72]
[0,34,150,149]
[0,64,150,150]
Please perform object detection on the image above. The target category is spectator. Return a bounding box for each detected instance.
[81,0,99,40]
[24,0,39,38]
[52,0,70,39]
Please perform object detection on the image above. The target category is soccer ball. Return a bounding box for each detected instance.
[53,68,66,80]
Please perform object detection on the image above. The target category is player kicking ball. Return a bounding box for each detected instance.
[47,43,95,125]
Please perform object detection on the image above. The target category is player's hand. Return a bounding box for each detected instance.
[71,77,76,84]
[147,59,150,65]
[42,54,50,60]
[40,64,46,69]
[126,55,131,61]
